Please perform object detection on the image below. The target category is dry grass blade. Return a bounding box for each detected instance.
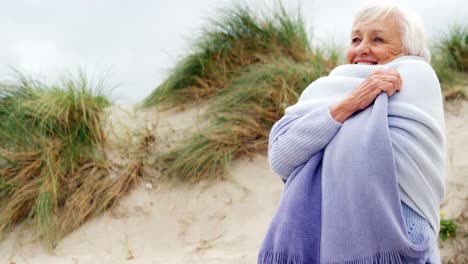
[56,161,143,240]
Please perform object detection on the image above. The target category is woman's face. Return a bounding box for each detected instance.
[346,13,405,65]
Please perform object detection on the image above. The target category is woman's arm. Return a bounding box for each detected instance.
[269,106,342,182]
[270,68,402,182]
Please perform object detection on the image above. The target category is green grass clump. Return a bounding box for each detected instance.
[0,75,142,249]
[431,25,468,97]
[440,217,458,241]
[437,25,468,72]
[143,2,312,108]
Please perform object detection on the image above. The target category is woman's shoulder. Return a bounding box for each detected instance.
[387,56,437,80]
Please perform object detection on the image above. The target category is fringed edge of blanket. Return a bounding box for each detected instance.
[322,246,429,264]
[323,250,403,264]
[258,250,306,264]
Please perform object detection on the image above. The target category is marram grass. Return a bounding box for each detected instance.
[143,2,311,108]
[431,24,468,98]
[436,25,468,72]
[146,2,337,181]
[0,75,143,249]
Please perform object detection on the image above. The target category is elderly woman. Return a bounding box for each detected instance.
[259,2,445,264]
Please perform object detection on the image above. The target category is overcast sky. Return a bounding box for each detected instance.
[0,0,466,103]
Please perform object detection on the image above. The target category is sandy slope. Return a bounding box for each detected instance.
[0,101,467,264]
[0,156,280,264]
[439,100,468,263]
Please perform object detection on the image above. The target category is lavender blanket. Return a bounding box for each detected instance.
[258,93,430,263]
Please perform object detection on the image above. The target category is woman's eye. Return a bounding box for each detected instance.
[374,37,384,42]
[352,38,360,43]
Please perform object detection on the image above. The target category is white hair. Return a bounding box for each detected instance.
[353,1,431,63]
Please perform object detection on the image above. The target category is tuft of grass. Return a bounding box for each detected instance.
[432,24,468,97]
[0,74,143,249]
[142,2,312,108]
[437,25,468,72]
[0,74,108,151]
[157,57,334,181]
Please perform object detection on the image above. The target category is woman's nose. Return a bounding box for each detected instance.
[356,41,370,55]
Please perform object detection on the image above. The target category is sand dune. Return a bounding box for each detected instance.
[1,100,467,264]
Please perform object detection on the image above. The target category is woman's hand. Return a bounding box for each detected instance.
[330,69,402,123]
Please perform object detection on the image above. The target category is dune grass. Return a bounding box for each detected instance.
[0,75,142,249]
[142,2,312,108]
[145,2,337,181]
[431,25,468,99]
[436,25,468,72]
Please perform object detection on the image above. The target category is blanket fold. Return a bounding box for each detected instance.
[259,56,445,264]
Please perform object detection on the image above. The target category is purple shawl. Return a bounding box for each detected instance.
[258,94,430,263]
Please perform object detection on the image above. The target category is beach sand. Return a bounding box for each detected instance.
[1,100,467,264]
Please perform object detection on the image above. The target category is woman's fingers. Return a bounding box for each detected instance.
[370,69,402,94]
[386,75,399,95]
[398,75,402,92]
[387,69,402,92]
[379,81,396,96]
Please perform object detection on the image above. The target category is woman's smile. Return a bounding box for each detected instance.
[354,60,378,65]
